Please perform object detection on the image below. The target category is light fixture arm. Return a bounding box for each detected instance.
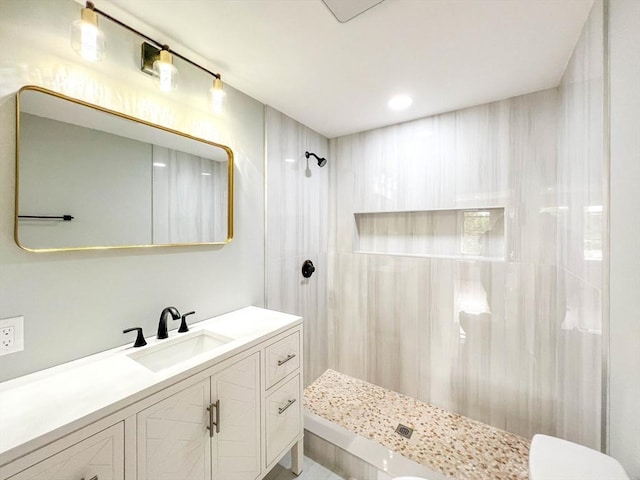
[84,1,221,81]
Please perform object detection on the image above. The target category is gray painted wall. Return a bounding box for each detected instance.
[609,1,640,477]
[0,0,265,381]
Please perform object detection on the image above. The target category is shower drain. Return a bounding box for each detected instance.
[395,423,413,439]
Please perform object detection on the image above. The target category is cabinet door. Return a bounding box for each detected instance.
[137,380,211,480]
[211,352,260,480]
[8,423,124,480]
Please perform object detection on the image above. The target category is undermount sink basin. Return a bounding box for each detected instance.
[127,330,233,372]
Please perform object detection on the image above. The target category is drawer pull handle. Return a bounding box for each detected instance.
[81,476,98,480]
[277,353,296,366]
[278,398,296,414]
[207,400,220,437]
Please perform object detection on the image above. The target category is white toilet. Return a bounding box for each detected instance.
[529,434,630,480]
[392,435,630,480]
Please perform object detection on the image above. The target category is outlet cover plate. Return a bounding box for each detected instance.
[0,316,24,356]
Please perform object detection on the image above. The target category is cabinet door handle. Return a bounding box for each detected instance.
[207,399,221,437]
[207,403,214,438]
[277,353,296,366]
[207,400,220,437]
[278,398,296,414]
[214,399,220,433]
[81,476,98,480]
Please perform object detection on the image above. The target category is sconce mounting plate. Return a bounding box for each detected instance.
[141,42,160,76]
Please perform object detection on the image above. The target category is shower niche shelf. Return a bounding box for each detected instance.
[354,207,505,260]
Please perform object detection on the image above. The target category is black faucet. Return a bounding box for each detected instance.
[157,306,180,339]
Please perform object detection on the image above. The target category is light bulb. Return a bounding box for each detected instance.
[152,49,178,92]
[70,7,105,62]
[210,77,225,113]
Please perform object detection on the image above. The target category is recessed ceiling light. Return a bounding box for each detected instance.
[388,94,413,111]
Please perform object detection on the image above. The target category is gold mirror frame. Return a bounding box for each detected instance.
[15,85,234,252]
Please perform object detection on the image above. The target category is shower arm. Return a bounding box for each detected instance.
[305,151,322,162]
[305,151,327,167]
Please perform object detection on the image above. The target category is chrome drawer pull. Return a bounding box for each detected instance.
[277,353,296,366]
[81,476,98,480]
[278,398,296,414]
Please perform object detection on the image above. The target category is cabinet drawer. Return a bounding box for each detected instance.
[6,423,124,480]
[265,374,301,466]
[265,331,300,389]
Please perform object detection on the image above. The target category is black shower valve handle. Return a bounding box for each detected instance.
[123,327,147,347]
[302,259,316,278]
[179,311,195,333]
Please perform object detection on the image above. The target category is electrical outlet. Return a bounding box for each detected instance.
[0,316,24,356]
[1,326,14,348]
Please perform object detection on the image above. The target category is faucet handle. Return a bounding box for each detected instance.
[123,327,147,347]
[179,311,195,333]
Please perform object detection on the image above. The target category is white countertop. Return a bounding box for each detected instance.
[0,306,301,466]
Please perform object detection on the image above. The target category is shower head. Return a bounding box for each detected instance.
[305,151,327,168]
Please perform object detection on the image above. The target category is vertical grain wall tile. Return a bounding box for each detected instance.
[270,1,604,453]
[265,107,329,387]
[329,253,371,380]
[326,0,604,443]
[555,0,604,449]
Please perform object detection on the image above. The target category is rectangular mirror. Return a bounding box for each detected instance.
[15,86,233,252]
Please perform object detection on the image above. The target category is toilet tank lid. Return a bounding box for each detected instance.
[529,434,629,480]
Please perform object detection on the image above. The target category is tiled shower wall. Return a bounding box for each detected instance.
[324,1,604,447]
[265,106,330,387]
[327,88,561,440]
[266,1,604,449]
[555,0,604,448]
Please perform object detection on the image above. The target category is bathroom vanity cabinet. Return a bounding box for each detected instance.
[136,352,261,480]
[0,307,303,480]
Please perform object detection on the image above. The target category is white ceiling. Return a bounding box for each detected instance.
[107,0,594,139]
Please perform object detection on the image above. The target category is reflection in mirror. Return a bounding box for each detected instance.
[15,86,233,252]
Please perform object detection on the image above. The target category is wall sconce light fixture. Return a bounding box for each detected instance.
[141,43,178,92]
[71,2,224,109]
[70,2,105,62]
[210,77,226,113]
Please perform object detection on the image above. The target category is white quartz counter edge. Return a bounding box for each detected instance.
[0,306,302,466]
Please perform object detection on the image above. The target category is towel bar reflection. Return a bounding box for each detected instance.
[18,215,74,221]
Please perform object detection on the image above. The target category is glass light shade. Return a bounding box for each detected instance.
[70,8,105,62]
[153,50,178,92]
[210,77,226,113]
